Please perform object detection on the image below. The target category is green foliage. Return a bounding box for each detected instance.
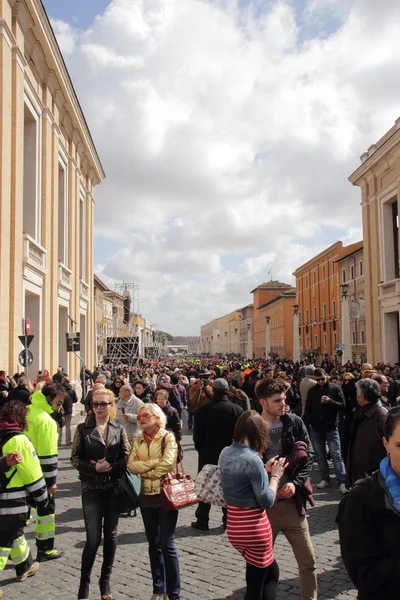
[159,330,173,341]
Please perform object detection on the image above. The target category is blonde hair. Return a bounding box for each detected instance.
[363,369,377,379]
[93,388,117,420]
[342,373,355,381]
[137,403,167,430]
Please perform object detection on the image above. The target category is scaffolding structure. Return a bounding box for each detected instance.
[105,282,140,366]
[96,280,167,366]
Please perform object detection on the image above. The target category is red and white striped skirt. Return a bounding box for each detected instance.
[226,504,274,568]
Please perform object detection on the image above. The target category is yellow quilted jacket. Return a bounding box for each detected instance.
[128,428,178,495]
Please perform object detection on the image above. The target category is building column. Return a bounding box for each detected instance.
[247,324,253,358]
[293,304,300,362]
[341,284,352,364]
[265,316,271,359]
[0,7,13,369]
[8,9,26,373]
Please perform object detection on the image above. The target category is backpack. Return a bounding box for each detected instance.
[0,432,22,493]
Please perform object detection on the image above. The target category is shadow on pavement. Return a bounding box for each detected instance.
[213,567,355,600]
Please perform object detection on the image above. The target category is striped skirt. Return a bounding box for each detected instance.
[226,504,274,568]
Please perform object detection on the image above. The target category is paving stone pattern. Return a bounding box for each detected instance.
[1,420,357,600]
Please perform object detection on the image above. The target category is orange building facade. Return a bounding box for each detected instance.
[252,281,293,358]
[259,290,296,359]
[294,241,365,361]
[294,243,343,360]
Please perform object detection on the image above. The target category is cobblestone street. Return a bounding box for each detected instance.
[1,417,357,600]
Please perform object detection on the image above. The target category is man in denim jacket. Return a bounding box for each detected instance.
[256,380,317,600]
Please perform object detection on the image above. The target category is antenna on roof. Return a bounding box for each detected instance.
[267,266,272,281]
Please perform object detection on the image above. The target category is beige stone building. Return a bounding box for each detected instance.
[1,0,104,377]
[200,307,253,356]
[349,118,400,365]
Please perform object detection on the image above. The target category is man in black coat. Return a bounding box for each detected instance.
[304,368,347,493]
[346,378,387,488]
[191,378,243,531]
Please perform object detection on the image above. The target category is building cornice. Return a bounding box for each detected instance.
[0,17,16,49]
[293,242,342,276]
[17,0,105,183]
[349,120,400,186]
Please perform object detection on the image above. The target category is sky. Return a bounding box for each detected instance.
[41,0,400,335]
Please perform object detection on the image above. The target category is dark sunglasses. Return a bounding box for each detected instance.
[315,377,326,382]
[93,402,111,409]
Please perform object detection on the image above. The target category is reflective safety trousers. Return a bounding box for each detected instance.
[0,525,34,577]
[35,495,55,551]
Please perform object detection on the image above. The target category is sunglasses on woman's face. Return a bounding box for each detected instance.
[137,412,154,420]
[93,402,111,409]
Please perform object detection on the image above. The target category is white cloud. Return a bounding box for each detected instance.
[51,0,400,334]
[51,18,77,54]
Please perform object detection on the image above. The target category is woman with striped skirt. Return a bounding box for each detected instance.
[220,410,287,600]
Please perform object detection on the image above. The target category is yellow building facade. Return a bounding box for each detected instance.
[349,118,400,365]
[200,308,249,355]
[1,0,104,377]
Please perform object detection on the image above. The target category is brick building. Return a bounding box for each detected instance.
[260,289,296,359]
[294,243,342,361]
[337,242,367,363]
[251,281,293,358]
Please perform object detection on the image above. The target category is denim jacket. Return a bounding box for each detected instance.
[220,442,276,509]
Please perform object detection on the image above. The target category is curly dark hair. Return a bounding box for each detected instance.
[0,400,28,430]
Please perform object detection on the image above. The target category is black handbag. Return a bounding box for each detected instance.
[115,470,141,514]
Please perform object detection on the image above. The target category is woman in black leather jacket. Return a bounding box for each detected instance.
[71,388,130,600]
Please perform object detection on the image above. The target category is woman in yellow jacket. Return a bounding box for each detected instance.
[128,403,179,600]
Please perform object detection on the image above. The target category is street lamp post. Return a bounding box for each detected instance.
[293,304,300,362]
[265,316,271,360]
[340,283,352,364]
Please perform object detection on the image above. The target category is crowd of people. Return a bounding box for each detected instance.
[0,355,400,599]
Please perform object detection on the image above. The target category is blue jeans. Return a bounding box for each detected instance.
[141,505,180,600]
[310,426,346,485]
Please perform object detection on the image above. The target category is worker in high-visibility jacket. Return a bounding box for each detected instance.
[25,382,66,562]
[0,400,49,587]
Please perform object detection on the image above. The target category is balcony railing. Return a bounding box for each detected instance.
[23,234,46,273]
[58,263,72,288]
[80,280,89,299]
[379,280,400,298]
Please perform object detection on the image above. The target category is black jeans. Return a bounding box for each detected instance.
[245,560,279,600]
[141,505,180,600]
[79,485,119,597]
[195,501,227,526]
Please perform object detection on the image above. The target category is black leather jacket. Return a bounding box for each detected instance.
[71,416,129,486]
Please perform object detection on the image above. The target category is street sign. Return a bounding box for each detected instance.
[335,343,340,350]
[18,335,34,348]
[66,332,80,352]
[25,318,31,334]
[18,350,33,368]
